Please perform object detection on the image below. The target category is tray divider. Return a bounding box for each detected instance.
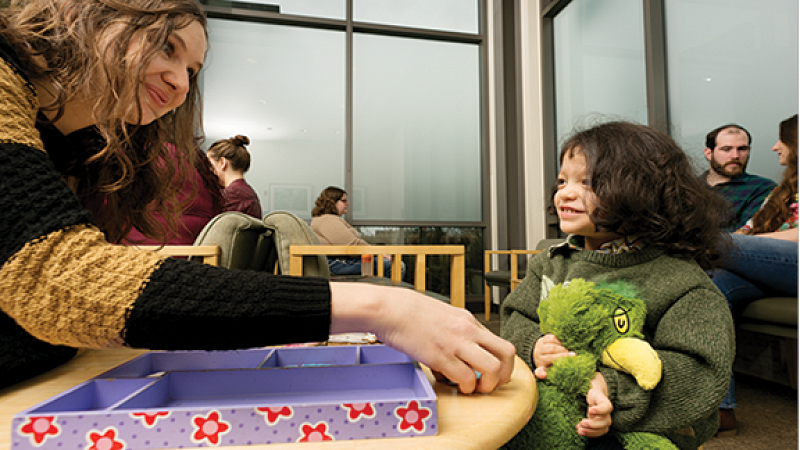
[103,379,161,412]
[255,349,276,369]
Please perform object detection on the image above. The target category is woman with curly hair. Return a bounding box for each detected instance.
[501,121,734,450]
[310,186,404,279]
[0,0,514,393]
[713,114,798,435]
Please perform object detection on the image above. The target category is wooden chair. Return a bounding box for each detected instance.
[483,239,566,321]
[289,244,466,308]
[483,250,543,321]
[137,211,466,308]
[258,209,466,307]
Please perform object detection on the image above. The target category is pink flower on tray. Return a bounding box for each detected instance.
[86,427,126,450]
[297,422,334,442]
[18,416,60,446]
[256,406,293,425]
[191,411,231,445]
[130,411,170,428]
[395,400,432,433]
[342,403,376,421]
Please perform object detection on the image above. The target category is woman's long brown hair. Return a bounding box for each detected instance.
[3,0,207,243]
[748,114,798,234]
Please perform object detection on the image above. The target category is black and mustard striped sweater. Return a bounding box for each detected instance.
[0,35,331,389]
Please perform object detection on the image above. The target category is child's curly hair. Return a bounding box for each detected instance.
[548,121,731,269]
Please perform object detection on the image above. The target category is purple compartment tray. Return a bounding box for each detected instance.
[12,345,437,449]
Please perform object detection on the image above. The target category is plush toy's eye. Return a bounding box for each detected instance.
[613,307,630,334]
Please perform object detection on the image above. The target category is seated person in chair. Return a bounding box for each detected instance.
[710,114,799,436]
[206,134,263,219]
[310,186,404,280]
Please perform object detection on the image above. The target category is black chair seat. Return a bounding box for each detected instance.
[484,270,512,287]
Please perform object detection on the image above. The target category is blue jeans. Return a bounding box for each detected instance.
[327,257,405,280]
[712,234,798,409]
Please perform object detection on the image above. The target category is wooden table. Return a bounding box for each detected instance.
[0,349,535,450]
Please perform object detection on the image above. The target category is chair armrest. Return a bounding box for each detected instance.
[136,245,221,266]
[483,249,542,288]
[509,250,543,290]
[484,251,514,279]
[290,245,466,308]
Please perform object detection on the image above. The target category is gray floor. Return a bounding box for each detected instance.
[473,305,798,450]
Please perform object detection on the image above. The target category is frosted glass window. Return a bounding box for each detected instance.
[203,18,345,219]
[354,0,479,34]
[553,0,647,148]
[353,34,481,221]
[664,0,798,183]
[214,0,345,20]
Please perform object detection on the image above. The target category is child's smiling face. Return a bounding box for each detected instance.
[554,149,621,250]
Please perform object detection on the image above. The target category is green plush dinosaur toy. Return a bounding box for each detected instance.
[503,278,679,450]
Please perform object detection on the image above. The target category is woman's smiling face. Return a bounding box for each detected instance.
[773,138,791,166]
[554,149,620,250]
[130,20,206,124]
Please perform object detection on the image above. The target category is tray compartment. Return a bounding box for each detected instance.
[22,378,156,414]
[115,363,433,409]
[259,346,357,368]
[358,345,413,364]
[98,348,275,378]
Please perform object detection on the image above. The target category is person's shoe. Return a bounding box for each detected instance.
[716,408,737,437]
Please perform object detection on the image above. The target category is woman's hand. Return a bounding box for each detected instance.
[329,282,516,394]
[576,372,613,437]
[532,333,575,379]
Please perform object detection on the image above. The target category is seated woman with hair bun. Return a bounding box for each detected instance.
[207,134,263,219]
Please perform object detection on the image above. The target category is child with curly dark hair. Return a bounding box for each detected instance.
[501,121,734,450]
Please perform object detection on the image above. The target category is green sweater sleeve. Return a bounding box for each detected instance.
[603,284,733,434]
[499,252,547,370]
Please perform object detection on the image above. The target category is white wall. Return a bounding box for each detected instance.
[520,0,548,249]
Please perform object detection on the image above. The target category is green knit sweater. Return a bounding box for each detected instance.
[500,244,734,450]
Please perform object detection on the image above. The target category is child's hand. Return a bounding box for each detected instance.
[532,333,575,379]
[577,372,613,437]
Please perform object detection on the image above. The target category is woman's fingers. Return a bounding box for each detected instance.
[341,284,515,395]
[454,335,515,394]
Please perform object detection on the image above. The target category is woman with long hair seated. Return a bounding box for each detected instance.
[712,114,798,435]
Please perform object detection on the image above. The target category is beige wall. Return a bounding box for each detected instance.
[520,0,548,249]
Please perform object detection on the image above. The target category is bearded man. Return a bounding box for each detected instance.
[703,124,777,231]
